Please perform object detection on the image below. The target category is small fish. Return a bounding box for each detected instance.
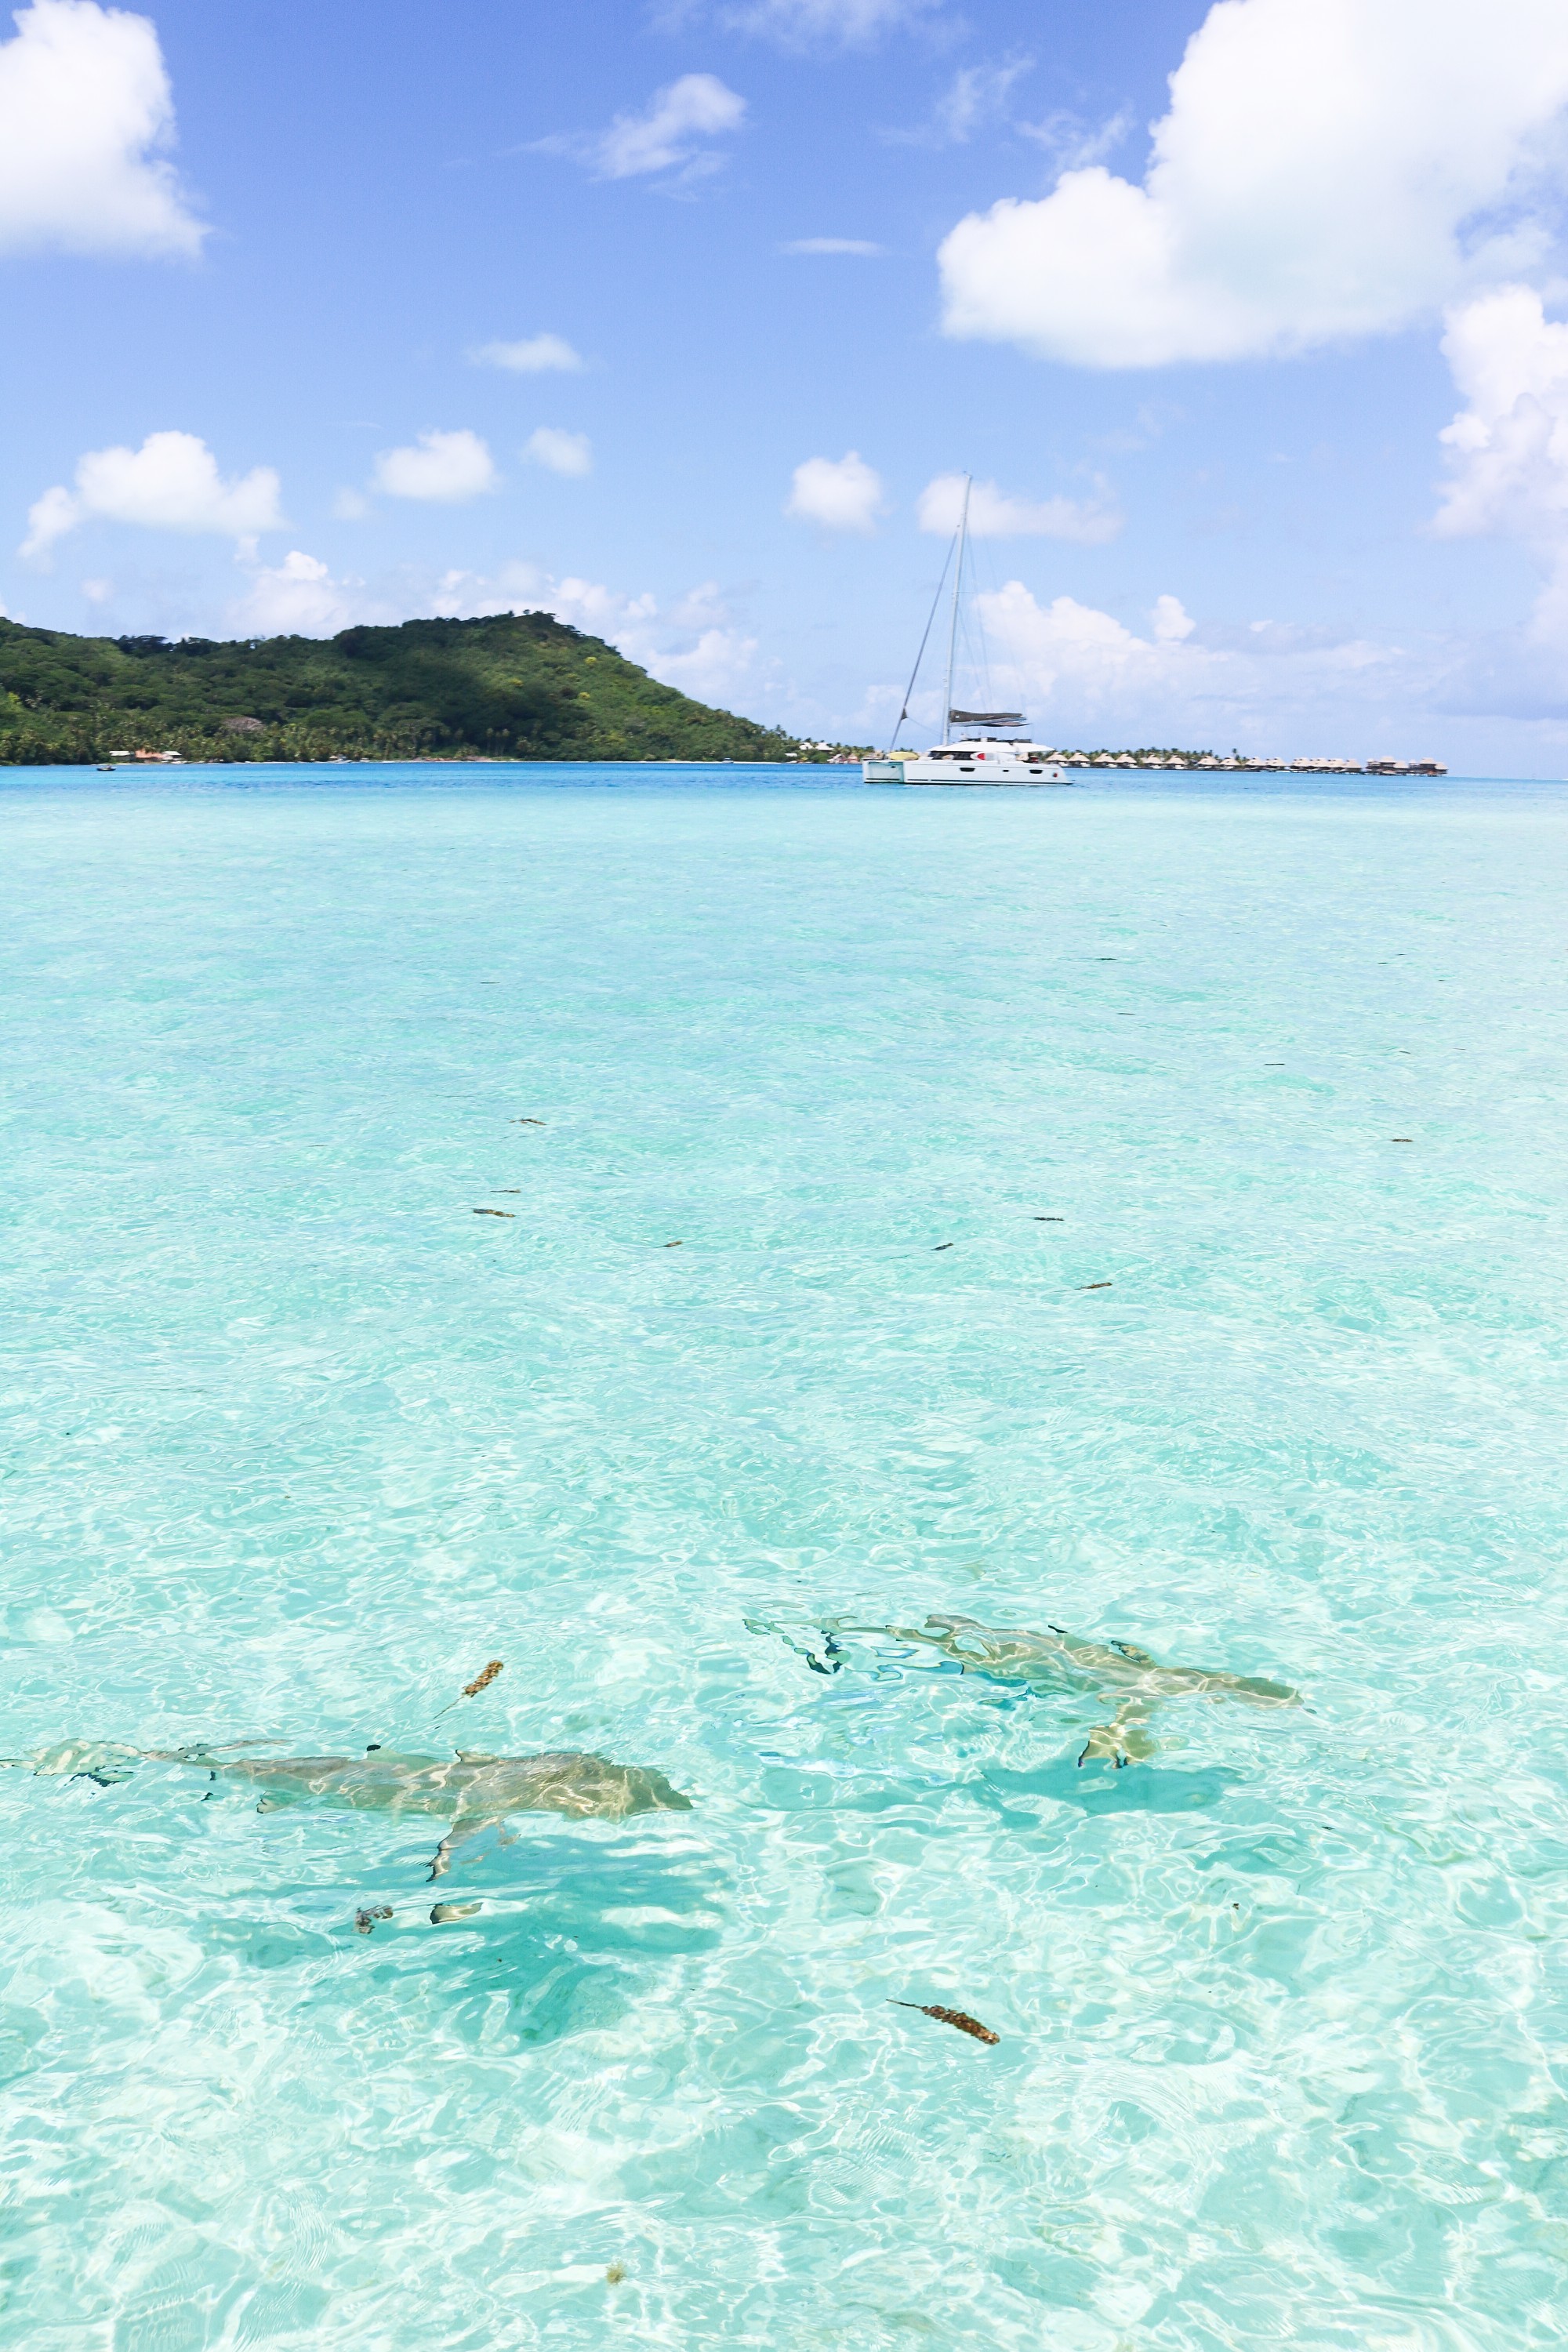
[1391,1137,1412,1142]
[664,1240,683,1248]
[354,1904,393,1934]
[1080,1280,1112,1290]
[510,1118,545,1125]
[430,1900,482,1923]
[474,1208,514,1218]
[434,1659,503,1717]
[493,1189,521,1195]
[933,1242,954,1251]
[892,2000,1000,2046]
[1034,1216,1064,1221]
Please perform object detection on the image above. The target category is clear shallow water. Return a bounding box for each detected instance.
[3,762,1568,2351]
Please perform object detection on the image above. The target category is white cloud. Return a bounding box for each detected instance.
[916,471,1122,544]
[21,430,283,559]
[471,332,583,374]
[978,583,1197,706]
[1435,285,1568,545]
[523,426,593,477]
[0,0,204,257]
[52,545,763,696]
[677,0,938,49]
[965,579,1401,740]
[332,487,371,521]
[645,622,759,702]
[640,587,757,699]
[21,486,78,557]
[80,575,112,604]
[430,564,759,703]
[780,237,884,256]
[1152,592,1196,643]
[1016,107,1132,171]
[231,550,374,637]
[371,429,497,503]
[545,74,745,183]
[889,59,1033,149]
[1433,284,1568,646]
[938,0,1568,368]
[786,451,884,532]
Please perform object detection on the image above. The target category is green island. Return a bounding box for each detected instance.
[0,609,802,766]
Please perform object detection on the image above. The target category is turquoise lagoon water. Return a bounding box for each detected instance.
[3,763,1568,2351]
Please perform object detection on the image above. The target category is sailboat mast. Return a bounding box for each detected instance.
[940,475,971,748]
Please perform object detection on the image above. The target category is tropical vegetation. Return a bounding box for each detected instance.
[0,610,798,766]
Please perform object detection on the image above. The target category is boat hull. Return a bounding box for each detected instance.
[897,756,1069,785]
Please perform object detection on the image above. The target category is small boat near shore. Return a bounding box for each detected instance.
[866,731,1068,785]
[864,477,1069,787]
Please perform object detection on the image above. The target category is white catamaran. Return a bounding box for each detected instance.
[862,476,1069,786]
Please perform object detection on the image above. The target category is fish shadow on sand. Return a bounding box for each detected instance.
[348,1829,728,2051]
[191,1831,727,2053]
[974,1752,1246,1825]
[24,1746,725,2046]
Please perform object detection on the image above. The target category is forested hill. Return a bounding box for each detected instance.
[0,610,797,766]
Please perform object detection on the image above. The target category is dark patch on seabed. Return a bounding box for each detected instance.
[978,1753,1245,1820]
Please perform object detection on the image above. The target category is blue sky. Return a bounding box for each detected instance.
[4,0,1568,768]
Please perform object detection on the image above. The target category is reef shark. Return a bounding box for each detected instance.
[764,1611,1298,1766]
[9,1741,693,1875]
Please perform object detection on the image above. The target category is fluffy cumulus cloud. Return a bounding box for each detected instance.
[523,426,593,477]
[1435,286,1568,547]
[21,430,282,558]
[371,430,496,503]
[432,564,760,703]
[0,0,204,257]
[786,451,884,532]
[632,582,760,702]
[1152,593,1196,644]
[916,471,1122,545]
[1434,285,1568,646]
[943,579,1406,748]
[470,332,583,374]
[938,0,1568,368]
[542,74,745,183]
[230,550,375,637]
[976,584,1206,708]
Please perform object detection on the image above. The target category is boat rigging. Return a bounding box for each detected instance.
[862,474,1069,786]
